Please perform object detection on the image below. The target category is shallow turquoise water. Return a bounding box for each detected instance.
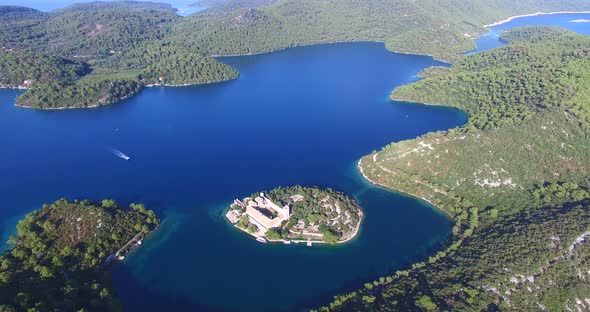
[0,10,587,312]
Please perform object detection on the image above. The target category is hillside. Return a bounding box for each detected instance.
[0,199,159,311]
[178,0,590,61]
[0,2,179,59]
[0,3,238,109]
[320,27,590,311]
[0,49,89,87]
[2,0,590,108]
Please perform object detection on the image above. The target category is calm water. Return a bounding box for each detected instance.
[0,10,588,312]
[0,43,462,310]
[471,13,590,53]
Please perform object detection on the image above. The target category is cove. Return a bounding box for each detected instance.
[471,12,590,53]
[0,42,464,311]
[108,43,465,311]
[0,12,587,312]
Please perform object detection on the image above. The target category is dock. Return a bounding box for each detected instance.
[105,231,144,264]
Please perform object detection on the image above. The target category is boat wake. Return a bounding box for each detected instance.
[105,145,130,160]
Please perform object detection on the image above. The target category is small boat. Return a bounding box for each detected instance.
[105,145,131,160]
[283,240,292,245]
[256,237,267,243]
[307,241,312,247]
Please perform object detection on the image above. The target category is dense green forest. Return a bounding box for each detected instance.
[0,2,179,57]
[192,0,279,13]
[0,199,158,311]
[18,78,143,109]
[393,26,590,130]
[2,0,590,108]
[176,0,590,61]
[318,27,590,311]
[0,50,89,87]
[0,2,238,108]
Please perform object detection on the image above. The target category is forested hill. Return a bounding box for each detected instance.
[0,2,238,109]
[192,0,278,13]
[321,27,590,311]
[178,0,590,61]
[1,0,590,109]
[0,2,178,57]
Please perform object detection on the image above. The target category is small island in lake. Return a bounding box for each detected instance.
[226,186,363,245]
[0,199,158,311]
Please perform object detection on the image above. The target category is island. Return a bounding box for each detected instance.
[226,186,362,245]
[0,199,159,311]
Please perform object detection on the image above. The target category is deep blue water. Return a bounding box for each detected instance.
[0,43,462,310]
[0,10,587,312]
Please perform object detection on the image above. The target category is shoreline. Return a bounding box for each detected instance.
[357,157,454,219]
[226,198,363,246]
[13,76,238,110]
[0,85,27,90]
[483,11,590,28]
[144,75,239,88]
[211,40,453,64]
[210,40,381,58]
[230,218,360,246]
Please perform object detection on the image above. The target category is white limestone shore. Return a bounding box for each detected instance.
[484,11,590,28]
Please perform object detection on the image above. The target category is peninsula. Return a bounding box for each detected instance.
[322,26,590,311]
[0,199,159,311]
[226,186,362,245]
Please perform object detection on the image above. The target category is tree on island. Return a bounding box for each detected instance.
[265,229,282,240]
[0,199,158,311]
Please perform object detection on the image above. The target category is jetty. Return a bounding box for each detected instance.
[105,231,144,264]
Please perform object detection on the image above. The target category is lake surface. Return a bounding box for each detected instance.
[0,42,462,310]
[0,10,587,312]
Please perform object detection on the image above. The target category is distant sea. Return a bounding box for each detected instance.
[0,0,205,15]
[470,12,590,53]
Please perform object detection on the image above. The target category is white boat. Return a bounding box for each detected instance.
[283,240,292,245]
[256,237,267,243]
[307,241,312,247]
[105,145,131,160]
